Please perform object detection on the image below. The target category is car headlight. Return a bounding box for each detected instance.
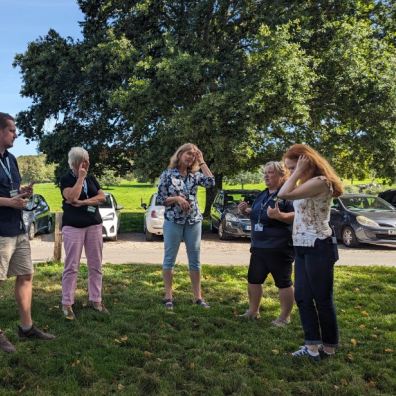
[225,213,239,222]
[356,216,379,227]
[22,212,30,222]
[102,213,115,221]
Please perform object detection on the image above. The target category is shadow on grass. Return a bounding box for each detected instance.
[0,263,395,395]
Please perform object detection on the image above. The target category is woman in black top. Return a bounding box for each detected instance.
[238,161,294,325]
[60,147,106,320]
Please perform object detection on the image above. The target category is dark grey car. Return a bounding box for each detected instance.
[210,189,260,240]
[22,194,53,240]
[330,194,396,247]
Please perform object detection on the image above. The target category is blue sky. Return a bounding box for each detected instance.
[1,0,84,156]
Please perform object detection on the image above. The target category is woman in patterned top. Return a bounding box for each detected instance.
[157,143,215,309]
[278,144,344,361]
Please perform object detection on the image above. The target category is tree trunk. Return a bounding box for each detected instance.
[204,173,223,217]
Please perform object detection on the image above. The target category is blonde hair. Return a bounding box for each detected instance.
[68,147,89,169]
[262,161,289,184]
[168,143,200,173]
[283,144,344,197]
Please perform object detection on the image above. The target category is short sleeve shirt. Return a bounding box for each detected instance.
[60,172,103,228]
[0,150,25,236]
[250,189,294,249]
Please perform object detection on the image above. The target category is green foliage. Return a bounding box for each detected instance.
[0,263,395,394]
[17,154,56,183]
[225,170,263,189]
[14,1,396,209]
[97,169,122,188]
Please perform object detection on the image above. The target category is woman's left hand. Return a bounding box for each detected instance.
[267,202,281,219]
[295,155,311,176]
[195,149,204,164]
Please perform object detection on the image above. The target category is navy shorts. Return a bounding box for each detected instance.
[248,247,294,288]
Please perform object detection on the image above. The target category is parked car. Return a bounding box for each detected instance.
[378,189,396,208]
[99,192,123,241]
[210,189,261,240]
[22,194,53,240]
[330,193,396,247]
[141,193,165,241]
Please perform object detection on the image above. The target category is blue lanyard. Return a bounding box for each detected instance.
[0,157,14,188]
[257,191,277,223]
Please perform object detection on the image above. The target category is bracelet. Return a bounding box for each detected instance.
[199,162,206,166]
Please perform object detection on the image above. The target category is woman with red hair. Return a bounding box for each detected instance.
[278,144,343,361]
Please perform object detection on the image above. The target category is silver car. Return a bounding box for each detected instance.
[141,193,165,241]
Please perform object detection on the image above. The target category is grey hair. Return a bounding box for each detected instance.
[68,147,89,169]
[262,161,288,179]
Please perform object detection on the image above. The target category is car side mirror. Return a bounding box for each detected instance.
[141,203,147,210]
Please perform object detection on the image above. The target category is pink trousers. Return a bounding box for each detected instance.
[62,224,103,305]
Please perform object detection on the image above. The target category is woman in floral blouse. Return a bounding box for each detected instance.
[279,144,344,361]
[157,143,215,309]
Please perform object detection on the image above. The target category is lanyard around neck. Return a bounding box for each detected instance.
[0,156,14,187]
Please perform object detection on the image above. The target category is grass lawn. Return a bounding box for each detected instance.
[0,264,395,395]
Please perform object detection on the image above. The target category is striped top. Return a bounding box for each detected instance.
[292,176,333,247]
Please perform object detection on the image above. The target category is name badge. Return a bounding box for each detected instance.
[254,223,263,232]
[10,189,19,198]
[87,206,96,213]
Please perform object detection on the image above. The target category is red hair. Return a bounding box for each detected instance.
[283,144,344,197]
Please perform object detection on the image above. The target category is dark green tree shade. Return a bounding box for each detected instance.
[14,1,396,212]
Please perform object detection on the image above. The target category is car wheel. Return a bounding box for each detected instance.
[28,223,36,240]
[45,218,53,234]
[218,220,231,240]
[109,234,118,242]
[145,228,154,241]
[342,226,359,247]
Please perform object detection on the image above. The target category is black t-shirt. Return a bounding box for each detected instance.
[0,150,25,237]
[60,172,103,228]
[250,189,294,249]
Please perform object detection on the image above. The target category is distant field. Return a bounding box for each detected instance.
[34,179,395,233]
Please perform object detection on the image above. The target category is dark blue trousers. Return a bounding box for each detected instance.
[294,238,339,347]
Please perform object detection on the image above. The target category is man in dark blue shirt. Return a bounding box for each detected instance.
[0,112,55,353]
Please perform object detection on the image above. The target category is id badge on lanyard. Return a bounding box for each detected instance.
[255,191,277,231]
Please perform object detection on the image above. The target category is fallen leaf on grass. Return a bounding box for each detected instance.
[346,353,354,362]
[384,348,393,353]
[359,324,366,329]
[120,336,128,342]
[371,334,378,339]
[361,310,369,317]
[350,338,357,346]
[271,349,279,355]
[144,351,153,358]
[117,384,125,391]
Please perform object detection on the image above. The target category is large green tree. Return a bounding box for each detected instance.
[14,0,396,213]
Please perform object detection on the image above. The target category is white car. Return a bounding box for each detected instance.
[141,193,164,241]
[99,193,123,241]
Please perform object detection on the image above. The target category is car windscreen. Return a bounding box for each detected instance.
[340,196,396,211]
[224,192,259,207]
[99,195,113,208]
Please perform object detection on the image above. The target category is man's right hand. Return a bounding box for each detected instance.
[238,201,249,214]
[9,195,28,209]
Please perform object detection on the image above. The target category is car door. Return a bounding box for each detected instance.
[211,193,224,228]
[35,195,49,232]
[330,198,344,239]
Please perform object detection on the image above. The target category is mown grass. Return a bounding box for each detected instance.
[0,264,395,395]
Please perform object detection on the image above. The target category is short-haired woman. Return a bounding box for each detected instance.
[157,143,215,309]
[279,144,344,360]
[60,147,107,320]
[238,161,294,325]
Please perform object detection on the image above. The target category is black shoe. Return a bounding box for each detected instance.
[0,331,16,353]
[18,325,56,341]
